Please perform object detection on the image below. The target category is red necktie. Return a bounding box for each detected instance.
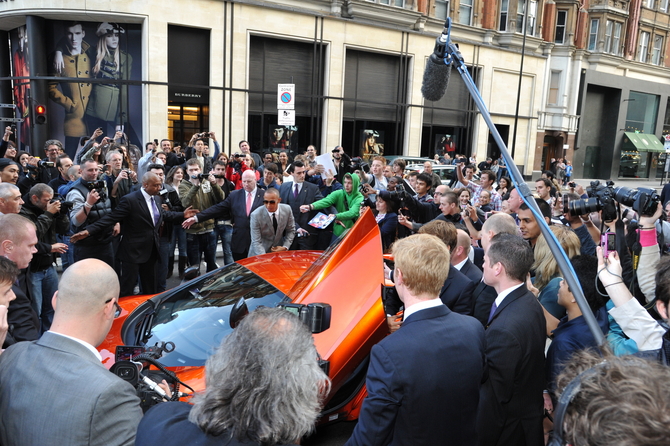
[246,191,252,216]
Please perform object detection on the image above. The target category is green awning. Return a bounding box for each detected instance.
[622,132,665,152]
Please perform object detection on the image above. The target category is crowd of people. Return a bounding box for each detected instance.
[1,123,670,445]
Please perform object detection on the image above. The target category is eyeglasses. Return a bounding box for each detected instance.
[105,297,122,318]
[263,200,277,204]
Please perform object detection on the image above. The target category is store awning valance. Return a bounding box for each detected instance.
[622,132,665,153]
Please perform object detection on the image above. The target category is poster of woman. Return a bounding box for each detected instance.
[360,129,384,160]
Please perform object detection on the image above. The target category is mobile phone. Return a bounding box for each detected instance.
[601,232,616,257]
[115,125,124,133]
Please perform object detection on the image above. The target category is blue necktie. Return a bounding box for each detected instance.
[487,301,498,323]
[150,197,160,226]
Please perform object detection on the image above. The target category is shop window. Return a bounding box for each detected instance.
[625,91,659,134]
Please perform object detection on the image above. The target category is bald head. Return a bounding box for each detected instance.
[242,170,256,192]
[480,213,519,250]
[57,259,120,316]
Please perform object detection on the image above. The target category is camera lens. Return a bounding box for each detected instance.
[614,187,637,208]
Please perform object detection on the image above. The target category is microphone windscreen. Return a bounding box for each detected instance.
[421,58,452,102]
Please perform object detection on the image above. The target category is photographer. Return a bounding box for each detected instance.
[225,152,253,190]
[104,150,137,206]
[185,133,214,173]
[19,184,70,333]
[66,159,116,266]
[179,159,224,272]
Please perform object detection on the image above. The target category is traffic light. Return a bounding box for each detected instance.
[34,104,46,125]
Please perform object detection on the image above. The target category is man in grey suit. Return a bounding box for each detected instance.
[248,188,295,257]
[0,259,144,446]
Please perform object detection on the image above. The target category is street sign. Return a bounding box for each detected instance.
[278,109,295,126]
[0,117,24,123]
[277,84,295,110]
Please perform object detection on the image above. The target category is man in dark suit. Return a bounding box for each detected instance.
[248,188,295,256]
[346,234,486,446]
[71,172,194,297]
[418,220,475,315]
[183,170,264,261]
[472,213,521,326]
[0,214,39,349]
[279,160,324,250]
[452,228,483,283]
[0,259,144,446]
[477,233,546,446]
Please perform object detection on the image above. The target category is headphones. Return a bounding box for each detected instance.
[547,363,605,446]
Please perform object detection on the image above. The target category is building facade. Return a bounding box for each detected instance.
[1,0,669,179]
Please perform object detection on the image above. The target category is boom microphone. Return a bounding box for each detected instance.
[421,20,453,102]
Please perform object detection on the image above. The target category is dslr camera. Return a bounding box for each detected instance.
[568,180,618,221]
[83,180,108,202]
[614,186,660,217]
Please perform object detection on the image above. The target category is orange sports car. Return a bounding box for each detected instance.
[98,210,389,423]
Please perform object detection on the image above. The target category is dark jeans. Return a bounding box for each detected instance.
[214,223,234,265]
[27,265,58,333]
[186,231,217,272]
[156,237,171,292]
[73,242,114,268]
[169,225,187,258]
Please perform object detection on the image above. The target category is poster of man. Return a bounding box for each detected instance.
[10,26,31,150]
[360,129,384,160]
[435,134,456,157]
[48,21,92,156]
[268,125,298,151]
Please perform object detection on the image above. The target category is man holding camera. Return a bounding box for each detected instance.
[19,184,70,333]
[103,150,137,206]
[179,159,225,271]
[66,159,116,266]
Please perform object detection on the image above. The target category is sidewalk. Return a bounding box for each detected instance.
[574,177,668,193]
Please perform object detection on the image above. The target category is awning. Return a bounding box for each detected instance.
[622,132,665,152]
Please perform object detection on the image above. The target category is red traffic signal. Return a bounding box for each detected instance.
[35,104,47,125]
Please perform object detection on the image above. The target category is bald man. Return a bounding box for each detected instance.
[0,259,143,446]
[71,173,195,297]
[452,229,482,284]
[184,169,265,261]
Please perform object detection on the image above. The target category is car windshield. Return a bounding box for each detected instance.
[143,263,288,367]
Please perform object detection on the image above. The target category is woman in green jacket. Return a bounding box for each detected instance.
[300,173,363,238]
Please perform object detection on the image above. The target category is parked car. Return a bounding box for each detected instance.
[98,211,389,424]
[385,155,436,165]
[406,163,456,185]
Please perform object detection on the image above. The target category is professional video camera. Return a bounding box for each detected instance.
[614,186,660,217]
[83,180,108,202]
[568,180,618,221]
[277,302,331,375]
[111,341,195,413]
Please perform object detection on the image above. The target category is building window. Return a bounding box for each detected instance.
[652,35,663,65]
[661,0,669,12]
[604,21,623,55]
[638,31,650,63]
[547,71,561,105]
[459,0,473,25]
[555,10,567,44]
[517,0,537,35]
[625,91,659,133]
[647,0,656,8]
[368,0,406,6]
[588,19,599,51]
[435,0,450,19]
[499,0,508,31]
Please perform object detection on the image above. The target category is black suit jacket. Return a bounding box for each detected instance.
[460,258,483,283]
[86,190,184,263]
[346,304,486,446]
[439,266,476,315]
[195,188,264,254]
[472,247,484,270]
[279,181,323,233]
[471,280,499,327]
[477,285,546,446]
[4,274,39,349]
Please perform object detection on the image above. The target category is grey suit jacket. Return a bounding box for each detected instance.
[0,331,143,446]
[248,203,295,256]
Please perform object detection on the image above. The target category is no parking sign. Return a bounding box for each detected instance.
[277,84,295,110]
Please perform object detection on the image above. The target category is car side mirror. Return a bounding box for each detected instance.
[230,297,249,329]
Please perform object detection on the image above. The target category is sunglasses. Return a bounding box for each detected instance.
[105,297,122,318]
[263,200,277,205]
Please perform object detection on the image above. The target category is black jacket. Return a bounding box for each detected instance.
[19,199,70,271]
